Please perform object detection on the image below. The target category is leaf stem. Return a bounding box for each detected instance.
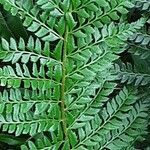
[60,24,68,140]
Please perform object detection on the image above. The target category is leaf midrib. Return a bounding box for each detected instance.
[60,24,69,140]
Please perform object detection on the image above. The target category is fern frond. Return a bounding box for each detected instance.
[111,63,150,86]
[133,0,150,12]
[66,18,146,88]
[21,135,63,150]
[68,87,148,149]
[65,18,146,134]
[67,18,145,61]
[128,32,150,59]
[0,63,61,90]
[0,0,63,41]
[0,37,61,64]
[0,0,149,149]
[0,88,60,136]
[68,81,117,128]
[0,36,63,90]
[70,0,134,33]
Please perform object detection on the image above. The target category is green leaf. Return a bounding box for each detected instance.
[2,38,9,51]
[96,0,109,7]
[66,12,77,30]
[50,9,63,17]
[42,33,60,41]
[74,30,86,38]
